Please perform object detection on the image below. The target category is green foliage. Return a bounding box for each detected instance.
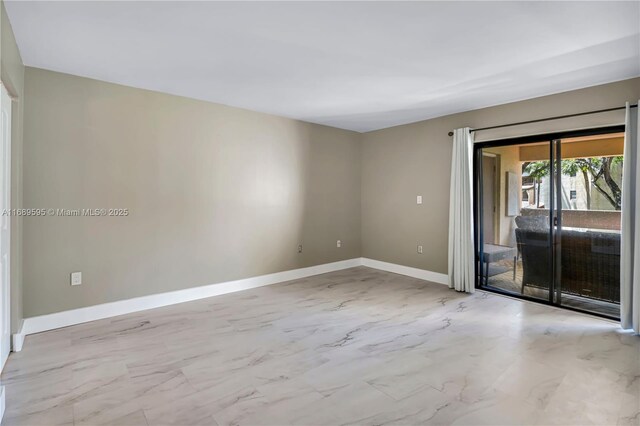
[561,156,623,177]
[523,156,624,210]
[561,158,591,176]
[523,161,549,180]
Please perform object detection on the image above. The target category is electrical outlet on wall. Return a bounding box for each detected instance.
[337,240,342,248]
[298,244,303,253]
[71,272,82,286]
[417,195,423,204]
[417,245,423,254]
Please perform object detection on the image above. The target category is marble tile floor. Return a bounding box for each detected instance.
[1,266,638,426]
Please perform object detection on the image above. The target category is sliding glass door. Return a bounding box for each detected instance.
[474,128,623,319]
[554,136,622,317]
[476,140,554,304]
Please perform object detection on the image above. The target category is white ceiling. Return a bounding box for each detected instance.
[5,1,640,132]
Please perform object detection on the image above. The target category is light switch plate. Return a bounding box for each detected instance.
[71,272,82,286]
[337,240,342,248]
[417,195,423,204]
[417,245,423,254]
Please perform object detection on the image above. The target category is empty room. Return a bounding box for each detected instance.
[0,1,639,425]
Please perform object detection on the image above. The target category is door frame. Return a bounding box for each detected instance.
[481,152,499,245]
[472,124,625,321]
[0,82,11,373]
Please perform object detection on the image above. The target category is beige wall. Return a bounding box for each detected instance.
[520,136,624,161]
[23,68,362,317]
[20,66,640,318]
[361,78,640,275]
[1,0,24,335]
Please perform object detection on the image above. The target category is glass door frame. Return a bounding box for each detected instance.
[473,124,625,320]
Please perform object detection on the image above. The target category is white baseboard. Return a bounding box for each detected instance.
[12,320,24,352]
[361,257,448,285]
[17,257,450,351]
[20,258,362,341]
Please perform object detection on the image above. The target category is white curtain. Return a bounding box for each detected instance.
[621,101,640,334]
[448,128,475,293]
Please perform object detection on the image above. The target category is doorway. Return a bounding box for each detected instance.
[481,153,498,245]
[474,126,625,319]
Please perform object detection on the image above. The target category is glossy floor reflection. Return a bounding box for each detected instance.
[1,266,638,425]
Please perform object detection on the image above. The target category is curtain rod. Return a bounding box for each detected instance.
[447,104,638,137]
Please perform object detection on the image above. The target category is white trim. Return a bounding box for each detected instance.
[0,84,11,368]
[17,257,451,349]
[11,320,24,352]
[361,258,448,285]
[21,258,363,337]
[0,385,5,425]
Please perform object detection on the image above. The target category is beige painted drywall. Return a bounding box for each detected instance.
[23,67,361,317]
[361,78,640,275]
[520,136,624,161]
[20,65,640,318]
[1,0,24,335]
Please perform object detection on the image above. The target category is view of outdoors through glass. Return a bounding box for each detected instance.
[478,133,622,318]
